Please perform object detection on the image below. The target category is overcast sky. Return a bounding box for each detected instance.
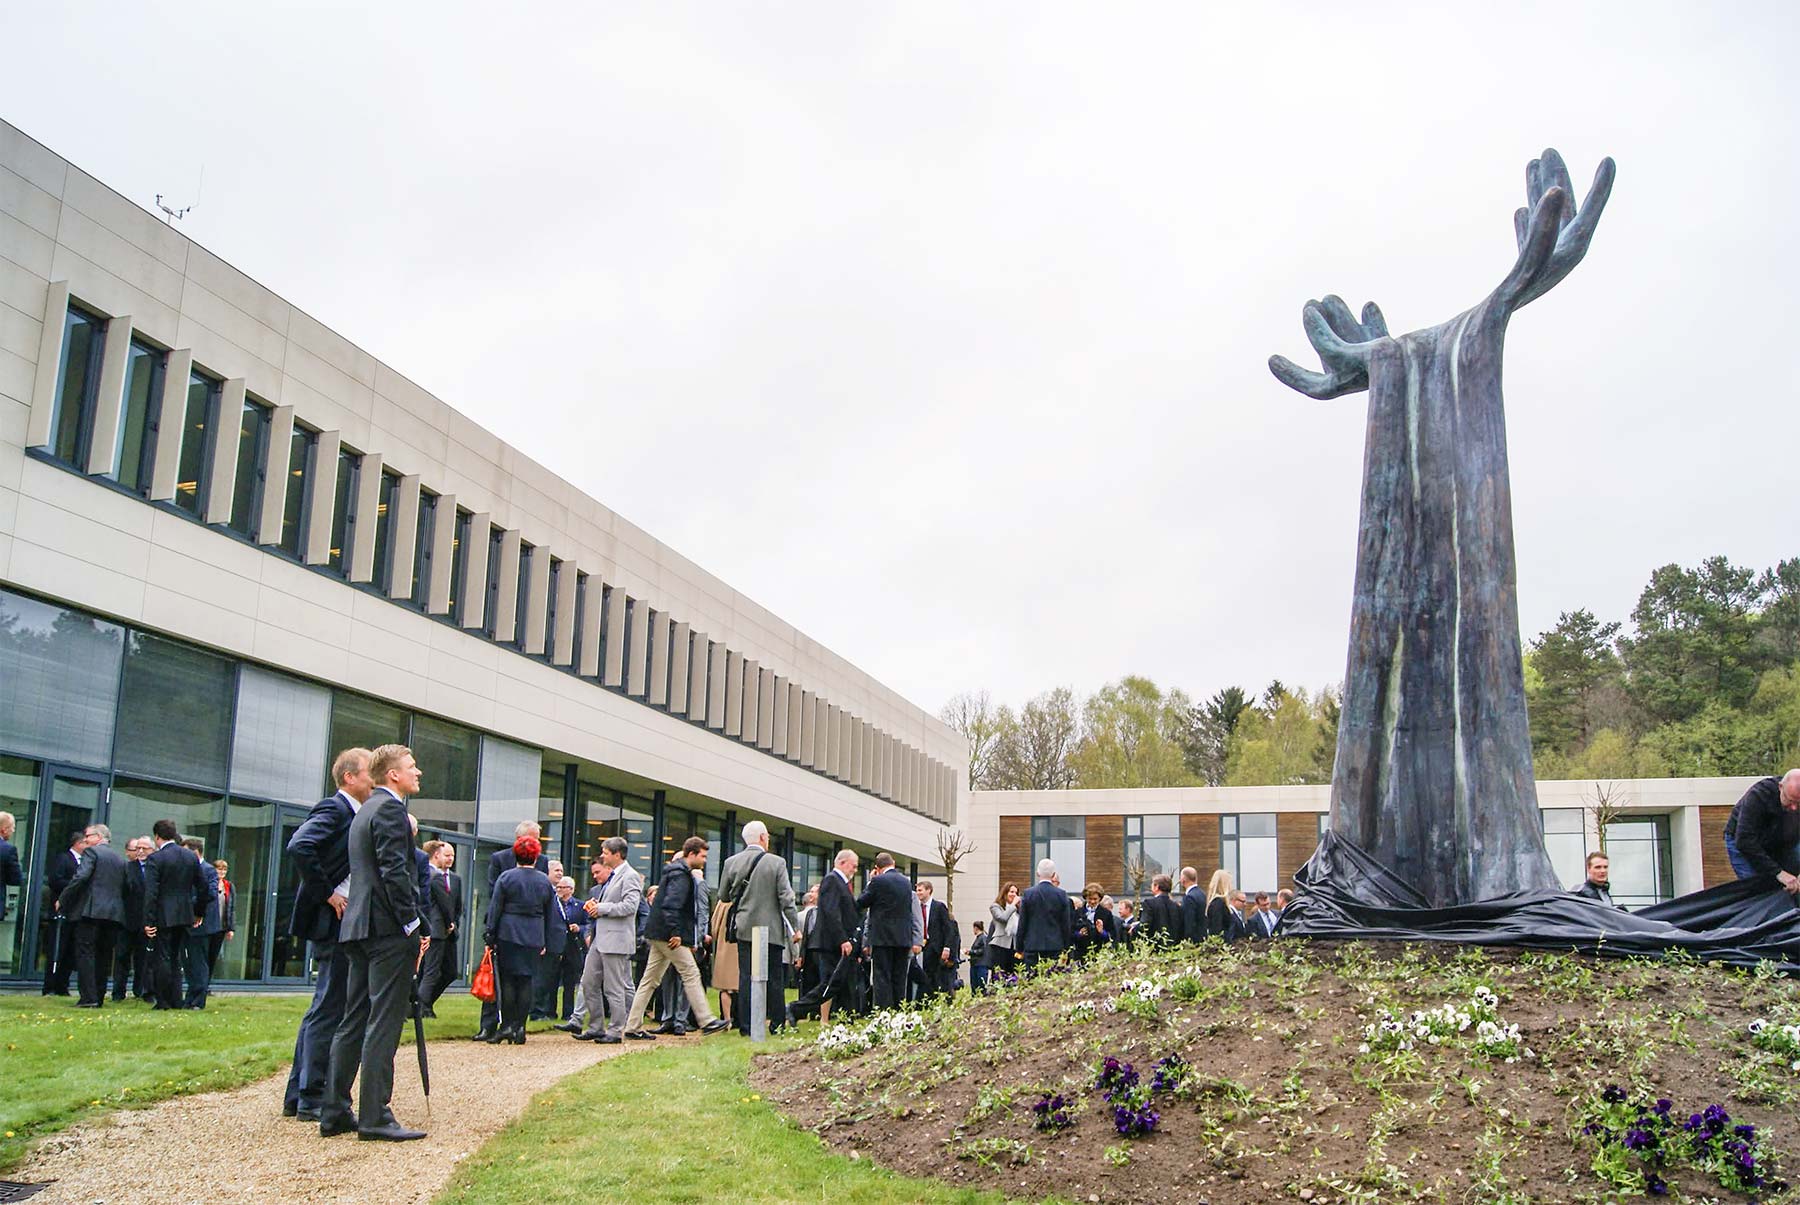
[5,3,1795,716]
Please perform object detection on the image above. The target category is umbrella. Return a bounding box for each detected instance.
[410,982,431,1119]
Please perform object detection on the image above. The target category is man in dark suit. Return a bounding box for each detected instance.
[0,811,21,933]
[40,827,88,995]
[320,744,430,1142]
[1140,874,1183,943]
[415,839,461,1017]
[283,749,372,1118]
[1175,866,1205,943]
[1015,860,1073,969]
[916,880,955,998]
[854,853,913,1010]
[789,849,861,1025]
[475,821,548,1042]
[141,819,206,1010]
[115,836,152,1001]
[182,839,222,1008]
[58,823,132,1008]
[548,875,586,1021]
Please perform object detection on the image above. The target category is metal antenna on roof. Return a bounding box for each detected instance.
[155,165,204,225]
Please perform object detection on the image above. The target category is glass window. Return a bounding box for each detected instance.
[106,779,223,867]
[217,798,271,980]
[0,587,124,768]
[0,756,41,976]
[328,691,409,782]
[1221,813,1279,894]
[227,396,271,536]
[115,338,166,493]
[50,304,105,466]
[409,715,480,834]
[1124,815,1181,897]
[1541,808,1588,891]
[410,489,437,607]
[621,797,655,879]
[514,542,535,650]
[173,369,220,517]
[114,633,234,790]
[570,572,589,670]
[1030,816,1085,893]
[544,557,563,658]
[278,425,316,557]
[538,762,570,869]
[370,469,400,593]
[482,526,505,639]
[327,446,359,574]
[572,782,617,872]
[230,666,331,805]
[446,508,472,622]
[1604,816,1673,909]
[474,735,539,842]
[789,841,827,900]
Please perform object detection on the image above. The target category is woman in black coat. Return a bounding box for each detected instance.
[1204,869,1244,943]
[1072,883,1114,961]
[483,835,557,1044]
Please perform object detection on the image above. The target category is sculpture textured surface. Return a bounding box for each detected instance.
[1271,149,1616,906]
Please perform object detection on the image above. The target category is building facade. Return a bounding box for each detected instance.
[966,776,1763,917]
[0,120,968,988]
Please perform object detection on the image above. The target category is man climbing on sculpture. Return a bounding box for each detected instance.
[1722,770,1800,891]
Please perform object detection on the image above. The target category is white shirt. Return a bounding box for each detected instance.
[332,791,362,900]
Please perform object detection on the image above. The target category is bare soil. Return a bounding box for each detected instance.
[753,941,1800,1204]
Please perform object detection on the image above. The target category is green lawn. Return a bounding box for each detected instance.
[435,1037,1050,1205]
[0,991,485,1171]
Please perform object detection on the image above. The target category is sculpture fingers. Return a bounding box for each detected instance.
[1537,149,1576,229]
[1315,295,1366,342]
[1562,156,1616,250]
[1268,354,1366,400]
[1513,206,1530,251]
[1359,301,1388,339]
[1303,302,1375,373]
[1525,156,1546,212]
[1493,186,1566,310]
[1515,157,1616,308]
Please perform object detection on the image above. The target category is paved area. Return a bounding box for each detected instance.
[11,1031,669,1203]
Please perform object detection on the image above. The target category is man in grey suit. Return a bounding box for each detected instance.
[574,837,642,1044]
[717,821,802,1036]
[58,823,132,1008]
[320,744,429,1143]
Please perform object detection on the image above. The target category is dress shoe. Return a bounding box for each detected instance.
[481,1030,505,1044]
[553,1021,580,1033]
[623,1029,656,1041]
[282,1102,299,1118]
[357,1124,426,1142]
[296,1107,322,1123]
[595,1034,622,1044]
[507,1029,526,1045]
[700,1018,729,1035]
[319,1117,358,1138]
[473,1028,497,1042]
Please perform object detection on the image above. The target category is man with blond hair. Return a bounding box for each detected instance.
[283,747,374,1120]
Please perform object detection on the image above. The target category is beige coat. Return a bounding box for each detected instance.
[708,899,740,990]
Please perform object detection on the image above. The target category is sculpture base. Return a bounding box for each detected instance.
[1282,832,1800,970]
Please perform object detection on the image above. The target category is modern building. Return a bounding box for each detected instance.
[0,119,967,989]
[964,776,1762,916]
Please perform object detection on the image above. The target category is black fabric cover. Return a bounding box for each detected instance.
[1281,831,1800,970]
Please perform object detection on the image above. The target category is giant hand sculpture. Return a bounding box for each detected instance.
[1270,150,1615,906]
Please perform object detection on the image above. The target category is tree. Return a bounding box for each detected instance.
[1224,687,1332,786]
[1586,781,1627,852]
[1067,677,1197,789]
[1178,686,1253,787]
[990,687,1079,790]
[1526,609,1624,755]
[1759,559,1800,664]
[938,691,1007,790]
[1621,557,1766,727]
[935,828,977,914]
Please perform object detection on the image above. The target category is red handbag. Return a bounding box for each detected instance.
[470,947,496,1003]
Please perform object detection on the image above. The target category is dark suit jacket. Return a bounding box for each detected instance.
[485,866,556,950]
[486,847,549,891]
[142,841,206,930]
[286,793,355,943]
[62,842,131,925]
[194,860,224,936]
[1180,886,1207,942]
[339,789,421,943]
[1073,903,1114,949]
[644,857,701,945]
[424,868,461,939]
[921,897,953,966]
[547,893,586,956]
[1140,892,1182,942]
[1205,896,1244,943]
[414,847,432,912]
[122,859,148,930]
[0,836,21,922]
[1017,880,1073,953]
[856,871,914,948]
[811,871,859,952]
[45,846,81,912]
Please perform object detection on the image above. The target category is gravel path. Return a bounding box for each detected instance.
[11,1031,672,1203]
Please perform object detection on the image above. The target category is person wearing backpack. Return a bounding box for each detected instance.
[716,820,802,1036]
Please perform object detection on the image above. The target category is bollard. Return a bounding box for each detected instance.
[750,924,769,1041]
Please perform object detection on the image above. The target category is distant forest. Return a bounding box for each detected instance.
[941,555,1800,790]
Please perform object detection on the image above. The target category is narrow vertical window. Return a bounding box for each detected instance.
[173,370,221,517]
[483,525,504,639]
[447,507,472,623]
[370,469,400,593]
[116,338,166,493]
[570,571,588,669]
[278,425,316,557]
[50,305,106,466]
[327,446,359,574]
[227,397,271,536]
[513,541,535,649]
[544,557,563,659]
[410,489,437,607]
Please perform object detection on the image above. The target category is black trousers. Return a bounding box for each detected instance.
[73,919,119,1006]
[150,927,188,1008]
[735,940,786,1034]
[791,947,854,1019]
[114,926,151,999]
[322,933,416,1130]
[284,938,347,1112]
[557,944,584,1019]
[869,945,909,1010]
[416,935,457,1008]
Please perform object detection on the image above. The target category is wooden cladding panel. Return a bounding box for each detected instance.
[1699,805,1734,889]
[1180,813,1219,878]
[998,816,1032,896]
[1276,811,1323,891]
[1085,814,1125,897]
